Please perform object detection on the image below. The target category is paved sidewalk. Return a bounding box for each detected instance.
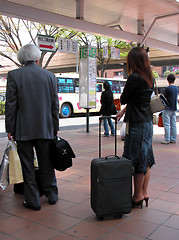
[0,120,179,240]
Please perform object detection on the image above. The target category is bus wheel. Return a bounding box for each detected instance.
[60,103,72,118]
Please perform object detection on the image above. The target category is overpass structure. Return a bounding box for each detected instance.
[0,49,179,78]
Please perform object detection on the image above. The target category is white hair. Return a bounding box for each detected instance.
[17,44,41,65]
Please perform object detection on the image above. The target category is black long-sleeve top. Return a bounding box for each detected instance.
[120,73,153,123]
[100,89,114,116]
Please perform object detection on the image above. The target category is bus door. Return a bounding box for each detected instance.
[96,83,103,106]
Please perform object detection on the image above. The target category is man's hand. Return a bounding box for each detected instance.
[8,132,14,140]
[54,131,59,137]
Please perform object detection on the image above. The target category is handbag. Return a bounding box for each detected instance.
[113,98,121,112]
[8,140,24,184]
[158,112,163,127]
[150,94,169,114]
[0,142,10,190]
[112,102,117,114]
[49,137,76,171]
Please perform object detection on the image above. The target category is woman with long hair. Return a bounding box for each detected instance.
[116,47,155,208]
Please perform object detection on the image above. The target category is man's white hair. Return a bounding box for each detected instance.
[17,44,41,65]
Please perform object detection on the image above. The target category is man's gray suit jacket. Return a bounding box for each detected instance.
[5,62,59,141]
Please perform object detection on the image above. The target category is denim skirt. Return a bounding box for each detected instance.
[123,121,155,175]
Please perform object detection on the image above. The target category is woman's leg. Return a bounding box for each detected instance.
[133,173,145,202]
[142,166,150,199]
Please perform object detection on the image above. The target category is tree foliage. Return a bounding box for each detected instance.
[163,70,172,77]
[152,71,159,79]
[94,36,132,77]
[0,15,132,75]
[0,15,73,68]
[66,32,132,77]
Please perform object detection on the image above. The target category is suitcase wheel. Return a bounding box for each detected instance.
[97,214,123,220]
[114,214,123,219]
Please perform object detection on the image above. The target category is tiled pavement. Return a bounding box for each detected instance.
[0,119,179,240]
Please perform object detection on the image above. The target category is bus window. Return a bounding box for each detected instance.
[96,83,103,92]
[57,77,75,93]
[111,81,121,93]
[75,78,79,87]
[58,78,65,84]
[75,87,79,93]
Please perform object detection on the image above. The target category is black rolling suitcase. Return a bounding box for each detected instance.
[91,116,133,219]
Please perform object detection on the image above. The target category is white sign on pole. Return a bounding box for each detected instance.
[58,38,78,54]
[37,35,56,52]
[79,46,97,109]
[116,49,120,60]
[71,40,78,54]
[111,47,116,59]
[66,39,71,53]
[111,47,120,59]
[103,46,108,58]
[58,38,67,52]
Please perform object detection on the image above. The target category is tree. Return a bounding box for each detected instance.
[163,70,171,77]
[0,15,73,68]
[0,15,132,74]
[69,32,132,77]
[95,36,132,77]
[175,69,179,75]
[152,71,159,79]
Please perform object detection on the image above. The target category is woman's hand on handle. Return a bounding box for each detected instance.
[116,107,126,123]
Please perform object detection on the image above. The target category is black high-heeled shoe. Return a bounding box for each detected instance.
[132,199,143,209]
[144,198,149,207]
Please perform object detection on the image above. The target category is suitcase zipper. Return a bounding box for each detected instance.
[97,177,130,183]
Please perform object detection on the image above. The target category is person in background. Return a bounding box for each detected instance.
[116,47,155,208]
[100,81,116,137]
[161,73,178,144]
[5,44,59,211]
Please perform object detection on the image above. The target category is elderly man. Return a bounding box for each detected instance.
[5,44,59,211]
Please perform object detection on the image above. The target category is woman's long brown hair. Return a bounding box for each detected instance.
[127,47,153,88]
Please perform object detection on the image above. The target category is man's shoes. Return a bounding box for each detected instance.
[170,141,176,144]
[161,140,169,144]
[23,201,41,211]
[111,133,115,136]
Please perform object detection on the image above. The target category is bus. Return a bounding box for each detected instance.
[56,73,126,118]
[155,78,179,94]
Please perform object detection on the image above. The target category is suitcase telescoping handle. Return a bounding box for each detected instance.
[104,155,120,160]
[99,116,117,158]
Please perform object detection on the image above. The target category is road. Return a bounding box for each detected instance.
[1,111,179,137]
[0,114,124,137]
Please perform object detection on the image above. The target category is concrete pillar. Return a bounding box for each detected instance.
[137,20,144,35]
[76,0,84,20]
[123,63,128,79]
[137,20,144,46]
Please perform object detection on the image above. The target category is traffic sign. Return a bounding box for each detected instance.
[37,35,56,52]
